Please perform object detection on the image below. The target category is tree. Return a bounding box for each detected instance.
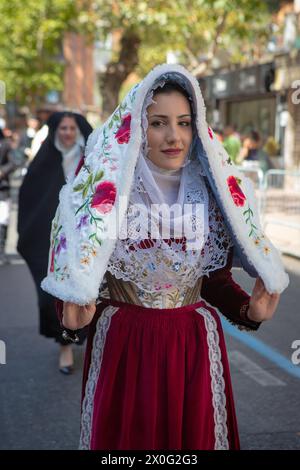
[0,0,274,116]
[0,0,82,108]
[92,0,273,117]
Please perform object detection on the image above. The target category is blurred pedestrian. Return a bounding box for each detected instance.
[0,128,17,264]
[223,125,241,164]
[30,105,60,160]
[17,112,92,374]
[21,116,39,164]
[239,130,273,172]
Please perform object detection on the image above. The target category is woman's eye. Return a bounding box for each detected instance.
[150,120,191,127]
[151,121,165,127]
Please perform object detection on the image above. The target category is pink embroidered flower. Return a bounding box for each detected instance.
[208,126,213,139]
[164,284,173,289]
[50,249,55,272]
[227,176,246,207]
[115,114,131,144]
[91,181,117,214]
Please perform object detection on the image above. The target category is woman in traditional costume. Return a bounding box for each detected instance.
[42,65,289,449]
[18,112,92,374]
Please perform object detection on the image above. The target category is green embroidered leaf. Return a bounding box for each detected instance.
[95,236,102,246]
[108,120,114,129]
[86,174,93,186]
[89,233,96,240]
[83,186,89,199]
[73,183,85,192]
[93,170,104,183]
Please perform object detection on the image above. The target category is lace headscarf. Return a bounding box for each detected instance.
[107,79,233,293]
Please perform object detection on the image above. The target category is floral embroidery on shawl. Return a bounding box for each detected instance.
[227,176,246,207]
[227,175,270,257]
[49,209,69,280]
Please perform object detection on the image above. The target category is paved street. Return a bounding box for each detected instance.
[0,254,300,450]
[0,171,300,450]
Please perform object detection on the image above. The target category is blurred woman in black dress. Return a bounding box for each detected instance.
[17,112,92,374]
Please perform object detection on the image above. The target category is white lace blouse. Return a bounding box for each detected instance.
[106,160,233,300]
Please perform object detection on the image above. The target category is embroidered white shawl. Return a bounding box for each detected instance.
[41,64,289,304]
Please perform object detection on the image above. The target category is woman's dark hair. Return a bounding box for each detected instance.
[60,111,77,121]
[153,81,192,103]
[152,80,194,119]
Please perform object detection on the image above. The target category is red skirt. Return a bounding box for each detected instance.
[79,299,240,450]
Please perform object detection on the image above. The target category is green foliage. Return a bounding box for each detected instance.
[0,0,80,105]
[93,0,272,75]
[0,0,274,107]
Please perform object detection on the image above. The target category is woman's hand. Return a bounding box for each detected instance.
[62,302,96,330]
[247,277,280,322]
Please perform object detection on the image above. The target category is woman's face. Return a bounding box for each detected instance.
[146,91,193,171]
[57,116,78,148]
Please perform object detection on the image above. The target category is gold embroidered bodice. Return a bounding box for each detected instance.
[100,272,203,309]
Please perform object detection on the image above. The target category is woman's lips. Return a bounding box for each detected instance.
[162,149,182,156]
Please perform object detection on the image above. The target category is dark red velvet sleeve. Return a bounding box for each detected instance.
[201,249,261,331]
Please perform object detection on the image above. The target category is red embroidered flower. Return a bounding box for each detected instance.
[208,126,213,139]
[91,181,117,214]
[50,249,55,272]
[115,114,131,144]
[227,176,246,207]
